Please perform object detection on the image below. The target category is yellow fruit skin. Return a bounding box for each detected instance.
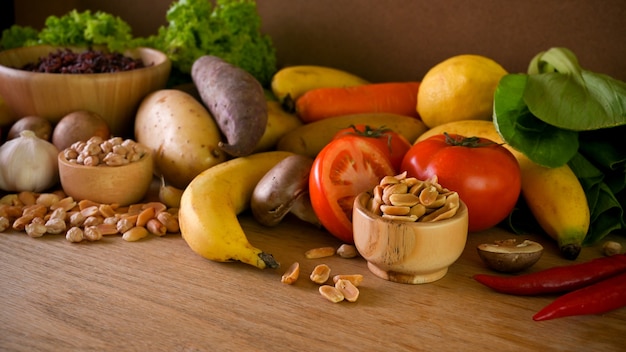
[253,101,303,153]
[417,55,507,128]
[178,151,294,269]
[418,120,589,259]
[271,65,369,107]
[277,113,428,158]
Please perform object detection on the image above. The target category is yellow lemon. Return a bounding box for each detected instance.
[417,54,507,128]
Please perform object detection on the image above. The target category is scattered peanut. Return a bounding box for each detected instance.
[336,244,359,258]
[368,172,460,222]
[603,241,623,256]
[335,279,360,302]
[156,211,179,233]
[122,226,149,242]
[332,274,364,287]
[146,218,167,236]
[281,262,300,285]
[305,246,336,259]
[319,285,345,303]
[310,264,331,284]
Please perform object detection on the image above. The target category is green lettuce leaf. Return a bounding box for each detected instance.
[493,73,578,168]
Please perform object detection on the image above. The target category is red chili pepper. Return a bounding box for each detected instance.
[532,271,626,321]
[473,254,626,295]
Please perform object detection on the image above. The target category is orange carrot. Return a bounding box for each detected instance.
[295,82,421,123]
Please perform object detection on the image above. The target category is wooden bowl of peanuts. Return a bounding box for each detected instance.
[57,136,154,206]
[352,173,469,284]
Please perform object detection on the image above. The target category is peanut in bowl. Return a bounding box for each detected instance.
[352,174,469,284]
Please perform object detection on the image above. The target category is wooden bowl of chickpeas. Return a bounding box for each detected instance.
[58,136,154,206]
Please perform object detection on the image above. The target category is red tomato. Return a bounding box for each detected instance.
[400,133,521,232]
[310,136,395,243]
[332,125,411,173]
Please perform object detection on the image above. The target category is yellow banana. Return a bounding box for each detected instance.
[417,120,590,260]
[178,151,294,269]
[277,113,428,158]
[271,65,369,110]
[253,101,303,153]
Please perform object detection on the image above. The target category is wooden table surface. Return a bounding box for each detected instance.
[1,210,625,351]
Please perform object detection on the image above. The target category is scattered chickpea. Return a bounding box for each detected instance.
[84,226,103,241]
[0,217,9,232]
[66,227,84,243]
[63,136,147,167]
[25,222,47,238]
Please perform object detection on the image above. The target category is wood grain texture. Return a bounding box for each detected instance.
[1,213,624,351]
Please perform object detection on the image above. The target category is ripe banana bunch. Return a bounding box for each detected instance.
[271,65,369,110]
[417,120,590,260]
[179,151,295,269]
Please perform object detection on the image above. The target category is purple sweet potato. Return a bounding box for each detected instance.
[191,55,268,157]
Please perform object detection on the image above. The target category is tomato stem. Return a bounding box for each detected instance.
[443,132,499,148]
[342,125,394,151]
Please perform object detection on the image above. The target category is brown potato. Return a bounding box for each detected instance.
[134,89,228,189]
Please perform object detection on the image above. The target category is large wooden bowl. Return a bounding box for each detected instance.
[353,192,469,284]
[0,45,171,136]
[58,150,154,206]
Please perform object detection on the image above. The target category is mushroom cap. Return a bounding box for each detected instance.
[477,239,544,273]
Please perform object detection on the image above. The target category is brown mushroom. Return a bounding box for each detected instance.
[477,239,544,273]
[251,154,320,227]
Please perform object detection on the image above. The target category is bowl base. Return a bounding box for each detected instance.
[366,262,449,284]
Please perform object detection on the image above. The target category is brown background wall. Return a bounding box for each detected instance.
[8,0,626,82]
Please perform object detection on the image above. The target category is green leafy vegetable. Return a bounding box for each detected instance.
[1,0,277,87]
[0,25,39,50]
[568,152,625,245]
[1,10,136,53]
[493,74,578,167]
[37,10,135,52]
[495,47,626,245]
[495,47,626,168]
[526,48,626,131]
[142,0,276,86]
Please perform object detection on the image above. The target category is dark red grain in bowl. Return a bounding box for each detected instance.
[0,45,171,136]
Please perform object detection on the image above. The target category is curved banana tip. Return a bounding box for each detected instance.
[259,252,280,269]
[560,244,581,260]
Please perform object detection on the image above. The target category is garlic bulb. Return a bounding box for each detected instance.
[0,130,59,192]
